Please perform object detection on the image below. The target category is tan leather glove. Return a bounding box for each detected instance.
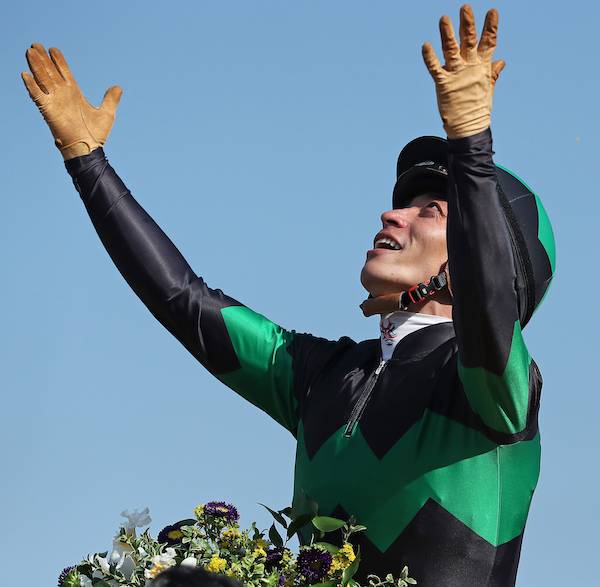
[422,5,505,139]
[22,43,122,160]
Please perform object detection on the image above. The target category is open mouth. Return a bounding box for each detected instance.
[374,237,402,250]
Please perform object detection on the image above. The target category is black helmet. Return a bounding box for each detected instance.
[392,136,555,327]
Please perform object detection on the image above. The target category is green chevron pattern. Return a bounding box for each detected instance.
[294,412,540,553]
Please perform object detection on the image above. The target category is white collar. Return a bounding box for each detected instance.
[380,311,452,361]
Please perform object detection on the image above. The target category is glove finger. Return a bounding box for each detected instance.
[48,47,77,86]
[22,70,46,102]
[29,43,65,88]
[459,4,478,63]
[439,15,462,71]
[25,44,54,94]
[100,85,123,116]
[491,60,505,85]
[422,43,445,81]
[478,8,499,62]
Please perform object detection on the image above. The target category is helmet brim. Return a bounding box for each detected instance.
[392,136,449,208]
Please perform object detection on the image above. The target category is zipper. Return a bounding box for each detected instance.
[342,359,387,438]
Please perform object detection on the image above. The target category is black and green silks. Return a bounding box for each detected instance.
[66,128,542,586]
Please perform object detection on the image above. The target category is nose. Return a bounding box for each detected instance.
[381,208,409,228]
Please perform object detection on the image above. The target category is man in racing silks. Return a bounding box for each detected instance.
[23,5,554,586]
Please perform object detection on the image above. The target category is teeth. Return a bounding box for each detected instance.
[375,237,401,250]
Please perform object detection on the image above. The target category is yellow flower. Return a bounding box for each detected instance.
[329,543,356,576]
[226,563,240,579]
[219,527,243,549]
[194,505,205,520]
[205,554,227,573]
[253,547,267,558]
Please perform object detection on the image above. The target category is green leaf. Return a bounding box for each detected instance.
[312,516,346,533]
[289,490,308,519]
[286,513,315,540]
[342,548,360,587]
[290,490,319,519]
[318,581,338,587]
[259,504,288,529]
[269,523,284,547]
[313,542,340,554]
[91,579,114,587]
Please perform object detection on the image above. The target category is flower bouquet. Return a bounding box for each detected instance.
[58,493,415,587]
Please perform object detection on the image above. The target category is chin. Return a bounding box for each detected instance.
[360,268,403,298]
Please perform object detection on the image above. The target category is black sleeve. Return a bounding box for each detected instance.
[447,129,541,440]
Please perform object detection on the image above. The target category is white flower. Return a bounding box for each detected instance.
[181,556,198,567]
[100,558,110,574]
[120,507,152,534]
[144,548,177,580]
[108,539,137,579]
[78,568,118,587]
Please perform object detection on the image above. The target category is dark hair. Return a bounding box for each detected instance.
[151,566,244,587]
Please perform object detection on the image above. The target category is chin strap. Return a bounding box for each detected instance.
[360,263,451,317]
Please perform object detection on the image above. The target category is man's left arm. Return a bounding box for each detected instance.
[424,6,540,442]
[448,128,541,442]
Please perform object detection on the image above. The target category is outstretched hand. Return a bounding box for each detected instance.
[422,5,505,139]
[22,43,122,160]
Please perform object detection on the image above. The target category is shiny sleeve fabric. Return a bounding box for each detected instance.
[64,148,301,433]
[447,129,541,442]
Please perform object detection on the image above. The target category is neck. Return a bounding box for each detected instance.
[407,296,453,319]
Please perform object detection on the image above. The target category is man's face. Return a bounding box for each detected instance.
[360,194,449,297]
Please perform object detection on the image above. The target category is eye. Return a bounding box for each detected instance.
[424,201,446,217]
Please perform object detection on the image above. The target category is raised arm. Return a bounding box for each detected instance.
[22,43,122,160]
[423,6,540,441]
[22,45,301,433]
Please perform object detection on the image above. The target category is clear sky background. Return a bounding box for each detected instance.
[1,1,597,585]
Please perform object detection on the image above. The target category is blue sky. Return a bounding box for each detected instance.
[2,1,598,585]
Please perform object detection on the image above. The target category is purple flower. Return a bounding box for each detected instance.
[278,572,286,587]
[57,566,76,587]
[296,546,333,581]
[204,501,240,523]
[266,547,286,566]
[158,521,187,545]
